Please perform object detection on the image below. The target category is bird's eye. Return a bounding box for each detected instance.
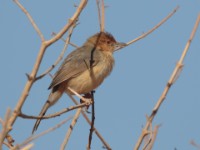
[106,41,111,44]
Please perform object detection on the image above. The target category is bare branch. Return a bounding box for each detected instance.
[18,118,72,149]
[96,0,102,31]
[60,108,82,150]
[19,102,88,120]
[67,94,112,150]
[51,32,79,48]
[13,0,45,41]
[46,0,88,46]
[3,142,12,149]
[96,0,105,32]
[115,6,179,51]
[87,91,95,150]
[68,87,92,105]
[0,108,12,149]
[101,0,105,32]
[35,23,77,81]
[6,0,88,141]
[134,13,200,150]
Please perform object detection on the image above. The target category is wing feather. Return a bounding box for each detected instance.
[48,46,100,89]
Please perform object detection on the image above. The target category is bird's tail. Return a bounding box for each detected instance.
[32,88,64,134]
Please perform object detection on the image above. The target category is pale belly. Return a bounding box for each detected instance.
[65,59,114,94]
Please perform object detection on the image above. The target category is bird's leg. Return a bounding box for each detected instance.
[80,92,94,111]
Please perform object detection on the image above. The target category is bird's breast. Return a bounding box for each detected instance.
[66,52,114,94]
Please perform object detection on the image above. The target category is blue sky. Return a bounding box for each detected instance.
[1,1,200,150]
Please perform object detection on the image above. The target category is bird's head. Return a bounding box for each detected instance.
[85,32,126,52]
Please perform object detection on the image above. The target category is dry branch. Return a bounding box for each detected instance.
[134,14,200,150]
[17,118,72,149]
[60,108,82,150]
[0,109,12,150]
[35,24,77,81]
[5,0,88,143]
[115,6,179,51]
[68,94,112,150]
[96,0,105,32]
[19,102,89,120]
[13,0,45,41]
[87,91,95,150]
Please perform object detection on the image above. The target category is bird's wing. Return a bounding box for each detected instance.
[48,46,100,89]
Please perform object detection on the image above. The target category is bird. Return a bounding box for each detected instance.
[32,32,126,134]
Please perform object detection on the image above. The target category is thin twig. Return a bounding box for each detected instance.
[3,142,12,149]
[46,0,88,46]
[0,108,12,150]
[60,108,82,150]
[13,0,45,42]
[134,14,200,150]
[6,0,88,141]
[18,118,72,149]
[96,0,105,32]
[67,94,112,150]
[190,140,200,149]
[35,24,77,81]
[0,118,3,125]
[96,0,102,31]
[20,144,34,150]
[19,102,88,120]
[51,32,79,48]
[6,134,14,147]
[101,0,105,32]
[115,6,179,51]
[68,87,92,104]
[87,91,95,150]
[145,125,160,150]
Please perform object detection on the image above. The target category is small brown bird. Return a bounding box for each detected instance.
[32,32,125,133]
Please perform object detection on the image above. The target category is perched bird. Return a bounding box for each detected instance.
[32,32,125,133]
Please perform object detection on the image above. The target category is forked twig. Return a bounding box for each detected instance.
[142,125,161,150]
[51,32,79,48]
[67,94,112,150]
[35,23,77,81]
[6,0,88,142]
[18,118,72,149]
[13,0,45,41]
[134,14,200,150]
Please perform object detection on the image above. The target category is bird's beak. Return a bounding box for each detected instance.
[114,42,127,51]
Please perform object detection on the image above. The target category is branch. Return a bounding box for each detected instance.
[60,108,82,150]
[6,0,88,141]
[46,0,88,46]
[87,91,95,150]
[13,0,45,42]
[0,108,12,149]
[101,0,105,32]
[67,94,112,150]
[51,32,79,48]
[115,6,179,51]
[142,125,161,150]
[35,23,77,81]
[18,118,72,149]
[19,102,89,120]
[134,13,200,150]
[96,0,105,32]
